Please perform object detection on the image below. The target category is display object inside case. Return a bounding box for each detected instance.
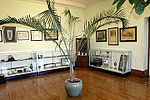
[0,50,69,79]
[89,49,132,74]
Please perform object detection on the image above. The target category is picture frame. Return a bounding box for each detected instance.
[17,31,29,40]
[96,29,107,42]
[120,26,137,42]
[3,26,17,43]
[31,30,43,41]
[0,30,2,42]
[108,27,119,45]
[95,50,101,56]
[44,29,58,40]
[61,58,69,66]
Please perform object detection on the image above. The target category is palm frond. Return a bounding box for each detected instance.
[0,15,46,33]
[84,8,129,38]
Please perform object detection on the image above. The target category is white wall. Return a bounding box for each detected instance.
[85,0,150,71]
[0,0,85,52]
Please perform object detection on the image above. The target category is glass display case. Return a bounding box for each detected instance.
[36,50,69,73]
[0,50,69,79]
[89,49,132,74]
[0,51,37,78]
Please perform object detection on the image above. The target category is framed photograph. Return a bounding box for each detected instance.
[120,26,137,42]
[44,29,58,40]
[61,58,69,66]
[17,31,29,40]
[3,26,17,43]
[95,50,101,56]
[108,27,119,45]
[31,30,43,41]
[0,30,2,42]
[96,29,107,42]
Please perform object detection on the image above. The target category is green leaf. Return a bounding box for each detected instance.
[112,0,120,5]
[117,0,126,10]
[134,0,145,15]
[145,0,150,7]
[128,0,134,5]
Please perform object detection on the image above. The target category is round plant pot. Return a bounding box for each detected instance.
[65,78,82,97]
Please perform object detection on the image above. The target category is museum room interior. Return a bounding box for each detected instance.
[0,0,150,100]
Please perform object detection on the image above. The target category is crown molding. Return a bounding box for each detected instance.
[22,0,85,8]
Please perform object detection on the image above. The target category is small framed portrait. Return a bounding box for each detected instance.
[17,31,29,40]
[0,30,2,42]
[108,27,119,45]
[95,50,101,56]
[120,26,137,42]
[61,58,69,66]
[96,29,107,42]
[3,26,17,43]
[44,29,58,40]
[31,30,43,41]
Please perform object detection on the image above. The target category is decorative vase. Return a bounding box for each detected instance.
[65,78,82,97]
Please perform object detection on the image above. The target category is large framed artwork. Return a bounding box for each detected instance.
[3,26,17,43]
[31,30,43,41]
[44,29,58,40]
[108,27,119,45]
[17,31,29,40]
[96,29,107,42]
[120,26,137,42]
[0,30,2,42]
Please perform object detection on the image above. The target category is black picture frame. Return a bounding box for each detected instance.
[96,29,107,42]
[3,26,17,43]
[44,29,58,41]
[31,30,43,41]
[108,27,119,45]
[17,31,29,40]
[120,26,137,42]
[0,30,2,42]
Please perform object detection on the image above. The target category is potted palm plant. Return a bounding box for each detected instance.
[0,0,128,97]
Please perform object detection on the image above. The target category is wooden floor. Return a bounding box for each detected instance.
[0,68,150,100]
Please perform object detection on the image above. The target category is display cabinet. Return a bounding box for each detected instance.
[0,50,69,79]
[89,49,132,74]
[0,52,37,78]
[76,38,89,68]
[36,50,69,74]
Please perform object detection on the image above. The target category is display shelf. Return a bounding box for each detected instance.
[90,65,129,74]
[89,49,132,75]
[42,66,69,71]
[0,50,69,80]
[6,71,37,77]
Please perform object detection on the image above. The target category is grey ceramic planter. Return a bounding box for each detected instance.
[65,78,82,97]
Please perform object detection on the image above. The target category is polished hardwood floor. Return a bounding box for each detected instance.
[0,68,150,100]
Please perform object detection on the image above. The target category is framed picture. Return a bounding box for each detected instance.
[17,31,29,40]
[120,26,137,42]
[61,58,69,66]
[31,30,43,41]
[95,50,101,56]
[44,29,58,40]
[3,26,17,43]
[108,27,119,45]
[96,29,107,42]
[0,30,2,42]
